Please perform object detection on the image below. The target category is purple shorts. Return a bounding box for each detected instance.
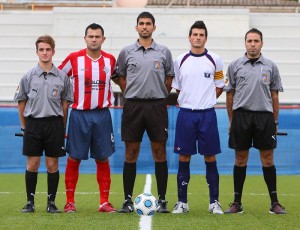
[174,108,221,155]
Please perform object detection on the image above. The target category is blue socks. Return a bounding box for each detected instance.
[205,161,219,203]
[177,161,190,203]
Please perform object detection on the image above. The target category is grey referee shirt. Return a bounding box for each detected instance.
[116,40,174,99]
[224,54,283,112]
[14,64,73,118]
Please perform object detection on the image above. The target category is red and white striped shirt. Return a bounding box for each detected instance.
[59,49,115,110]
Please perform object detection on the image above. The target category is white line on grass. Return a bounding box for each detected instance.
[139,174,152,230]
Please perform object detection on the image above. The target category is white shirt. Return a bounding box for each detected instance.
[172,49,224,110]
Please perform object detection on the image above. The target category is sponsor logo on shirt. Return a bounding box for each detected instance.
[85,79,106,91]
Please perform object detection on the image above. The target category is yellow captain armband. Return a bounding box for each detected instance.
[214,71,224,80]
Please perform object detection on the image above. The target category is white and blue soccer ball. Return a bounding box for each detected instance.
[134,193,158,216]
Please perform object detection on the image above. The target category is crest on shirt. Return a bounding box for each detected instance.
[262,74,268,83]
[52,88,59,97]
[103,66,110,74]
[204,73,211,78]
[154,62,160,69]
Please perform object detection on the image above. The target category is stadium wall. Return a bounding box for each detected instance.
[0,7,299,104]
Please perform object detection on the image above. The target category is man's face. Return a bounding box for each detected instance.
[136,18,156,39]
[36,42,54,63]
[85,28,105,51]
[245,32,263,58]
[189,28,207,49]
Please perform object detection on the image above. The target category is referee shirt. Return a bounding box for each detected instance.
[116,40,174,99]
[224,54,283,112]
[14,64,73,118]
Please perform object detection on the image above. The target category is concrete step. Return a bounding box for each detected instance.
[0,12,53,35]
[2,34,300,49]
[2,45,299,62]
[250,13,300,26]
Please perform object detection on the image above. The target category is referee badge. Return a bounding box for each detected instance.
[154,61,160,69]
[52,88,59,97]
[262,74,268,83]
[225,77,229,86]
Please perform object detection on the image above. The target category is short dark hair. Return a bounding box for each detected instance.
[189,21,207,37]
[85,23,104,36]
[137,11,155,25]
[35,35,55,50]
[245,28,263,41]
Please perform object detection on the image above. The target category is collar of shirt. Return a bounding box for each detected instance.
[242,53,266,65]
[34,64,59,78]
[134,39,158,51]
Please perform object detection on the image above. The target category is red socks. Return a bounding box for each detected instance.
[96,161,111,205]
[65,158,80,203]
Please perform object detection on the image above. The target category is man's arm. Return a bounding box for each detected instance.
[165,76,173,93]
[112,76,127,94]
[216,87,223,98]
[61,100,69,130]
[226,90,235,125]
[271,90,279,124]
[17,100,27,131]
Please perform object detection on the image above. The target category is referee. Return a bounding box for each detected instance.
[224,28,287,214]
[113,11,174,213]
[14,35,73,213]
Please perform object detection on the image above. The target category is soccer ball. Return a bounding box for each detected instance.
[134,193,158,216]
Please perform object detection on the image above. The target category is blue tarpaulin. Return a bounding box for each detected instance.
[0,106,299,174]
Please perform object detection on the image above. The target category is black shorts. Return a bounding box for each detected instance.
[229,109,277,150]
[23,116,66,157]
[121,99,168,142]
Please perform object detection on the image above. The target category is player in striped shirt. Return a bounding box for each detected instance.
[59,23,116,213]
[171,21,224,214]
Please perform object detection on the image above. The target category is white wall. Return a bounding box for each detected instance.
[0,7,299,103]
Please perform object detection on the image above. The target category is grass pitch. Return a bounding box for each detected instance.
[0,174,299,230]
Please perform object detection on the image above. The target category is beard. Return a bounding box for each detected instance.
[138,31,152,39]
